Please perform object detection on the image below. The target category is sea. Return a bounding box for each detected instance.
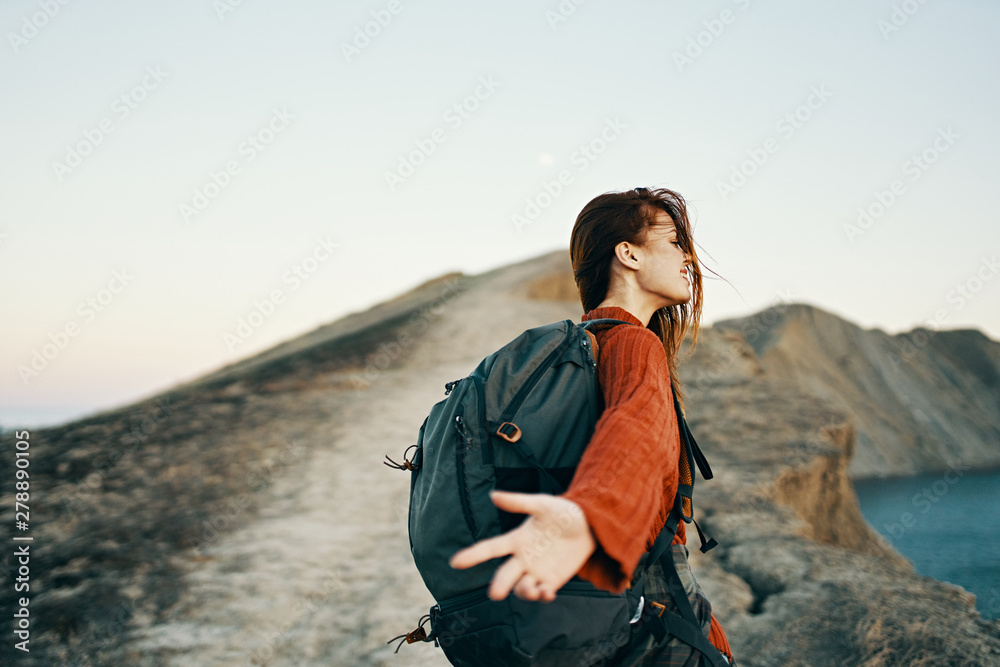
[854,467,1000,621]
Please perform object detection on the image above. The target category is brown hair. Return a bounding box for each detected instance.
[570,186,706,407]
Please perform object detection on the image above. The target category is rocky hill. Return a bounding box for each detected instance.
[1,248,998,666]
[712,303,1000,478]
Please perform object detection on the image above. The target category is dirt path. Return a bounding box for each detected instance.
[121,254,581,665]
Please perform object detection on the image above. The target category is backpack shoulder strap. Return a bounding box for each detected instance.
[580,316,639,367]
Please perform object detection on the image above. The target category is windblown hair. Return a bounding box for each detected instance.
[570,186,704,407]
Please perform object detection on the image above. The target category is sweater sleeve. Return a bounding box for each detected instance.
[709,614,734,663]
[559,325,680,594]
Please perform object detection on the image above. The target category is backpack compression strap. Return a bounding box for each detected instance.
[669,377,718,554]
[632,508,728,666]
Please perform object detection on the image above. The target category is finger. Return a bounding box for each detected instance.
[449,534,512,570]
[489,490,550,516]
[514,574,542,601]
[489,554,526,601]
[513,575,533,601]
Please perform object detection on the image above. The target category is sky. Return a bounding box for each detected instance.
[1,0,998,429]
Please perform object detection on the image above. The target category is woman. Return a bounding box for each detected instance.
[450,186,735,665]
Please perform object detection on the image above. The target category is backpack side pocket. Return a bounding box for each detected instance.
[410,380,501,602]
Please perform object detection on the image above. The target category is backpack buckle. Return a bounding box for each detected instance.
[496,422,522,442]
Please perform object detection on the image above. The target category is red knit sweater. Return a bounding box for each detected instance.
[560,306,733,661]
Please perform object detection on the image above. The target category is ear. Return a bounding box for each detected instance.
[612,241,640,268]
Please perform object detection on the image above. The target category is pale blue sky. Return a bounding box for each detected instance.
[2,0,998,427]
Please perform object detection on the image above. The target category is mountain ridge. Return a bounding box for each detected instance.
[712,300,1000,478]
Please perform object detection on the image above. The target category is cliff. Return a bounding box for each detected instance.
[1,248,997,666]
[675,326,1000,665]
[712,303,1000,478]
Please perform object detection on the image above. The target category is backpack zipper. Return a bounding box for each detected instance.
[435,579,615,617]
[437,586,491,614]
[557,579,617,597]
[454,412,477,538]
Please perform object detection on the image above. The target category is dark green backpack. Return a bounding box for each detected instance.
[385,317,722,666]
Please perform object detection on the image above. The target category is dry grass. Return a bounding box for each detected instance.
[0,292,453,666]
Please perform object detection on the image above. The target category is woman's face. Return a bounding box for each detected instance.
[634,211,692,308]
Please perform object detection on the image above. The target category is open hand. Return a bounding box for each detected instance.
[449,490,595,602]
